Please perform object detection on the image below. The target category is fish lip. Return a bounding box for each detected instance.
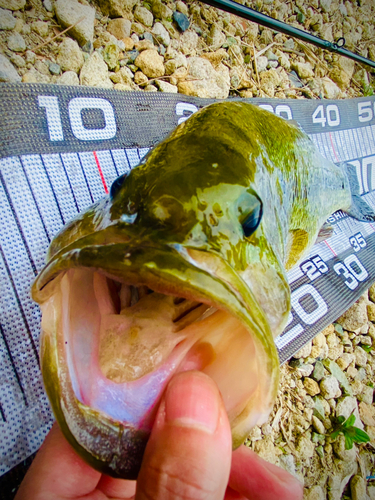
[33,237,280,476]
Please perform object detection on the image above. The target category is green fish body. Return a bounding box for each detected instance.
[32,101,366,479]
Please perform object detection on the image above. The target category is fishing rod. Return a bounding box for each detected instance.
[201,0,375,69]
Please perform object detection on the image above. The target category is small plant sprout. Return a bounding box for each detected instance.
[330,413,370,450]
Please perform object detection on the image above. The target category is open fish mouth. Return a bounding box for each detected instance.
[33,240,279,479]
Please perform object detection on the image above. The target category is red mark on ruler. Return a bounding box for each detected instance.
[328,132,339,163]
[93,151,108,194]
[324,239,337,256]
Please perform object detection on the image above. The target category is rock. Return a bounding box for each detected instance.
[10,54,25,67]
[320,376,340,399]
[178,57,230,99]
[368,303,375,322]
[0,53,21,82]
[173,11,190,32]
[35,60,51,76]
[80,51,113,88]
[134,6,153,27]
[103,43,119,70]
[176,1,188,15]
[152,22,170,47]
[333,434,357,462]
[254,436,279,464]
[358,385,373,405]
[311,332,328,359]
[0,8,16,30]
[354,346,368,368]
[156,79,178,93]
[312,415,326,434]
[180,31,198,55]
[57,70,79,85]
[292,61,314,79]
[328,460,358,500]
[98,0,137,18]
[297,364,314,377]
[369,485,375,500]
[7,33,26,52]
[304,377,321,396]
[127,49,139,62]
[0,0,25,9]
[123,37,134,51]
[57,38,84,73]
[133,70,148,85]
[201,49,228,68]
[304,485,325,500]
[359,401,375,426]
[228,44,244,67]
[135,39,155,52]
[150,0,173,20]
[312,361,325,381]
[43,0,53,12]
[337,353,355,371]
[256,55,268,72]
[144,84,157,92]
[313,396,327,420]
[49,63,60,75]
[307,76,340,99]
[207,25,226,50]
[337,296,368,331]
[296,435,315,460]
[336,396,364,430]
[22,67,50,83]
[323,359,352,396]
[55,0,95,47]
[369,284,375,303]
[31,21,49,38]
[107,18,132,40]
[293,340,312,359]
[135,49,165,78]
[350,475,367,500]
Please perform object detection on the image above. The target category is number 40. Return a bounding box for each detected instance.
[312,104,340,127]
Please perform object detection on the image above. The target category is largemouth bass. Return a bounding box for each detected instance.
[31,101,374,479]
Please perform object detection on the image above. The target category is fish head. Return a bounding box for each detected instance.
[32,102,291,479]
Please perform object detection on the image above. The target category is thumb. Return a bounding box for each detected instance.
[135,371,232,500]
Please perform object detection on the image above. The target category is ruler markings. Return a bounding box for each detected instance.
[77,152,95,204]
[109,149,119,177]
[58,153,80,214]
[40,155,65,225]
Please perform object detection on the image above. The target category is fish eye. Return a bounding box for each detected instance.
[241,197,263,237]
[110,173,128,200]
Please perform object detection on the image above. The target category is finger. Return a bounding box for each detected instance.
[15,423,102,500]
[225,487,247,500]
[229,445,303,500]
[135,371,232,500]
[97,475,136,498]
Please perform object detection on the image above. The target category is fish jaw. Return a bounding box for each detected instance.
[33,238,280,479]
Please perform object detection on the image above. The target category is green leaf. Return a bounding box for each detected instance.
[362,344,372,353]
[345,434,353,450]
[337,415,346,425]
[343,414,356,428]
[351,427,371,444]
[223,36,237,48]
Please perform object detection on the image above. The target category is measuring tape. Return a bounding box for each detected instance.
[0,83,375,476]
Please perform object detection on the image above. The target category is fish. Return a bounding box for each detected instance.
[31,101,375,479]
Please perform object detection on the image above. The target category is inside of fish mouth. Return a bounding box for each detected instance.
[49,267,261,431]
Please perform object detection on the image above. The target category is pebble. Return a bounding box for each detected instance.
[135,49,165,78]
[336,352,355,371]
[0,53,21,82]
[176,1,189,16]
[97,0,137,18]
[150,0,173,20]
[359,401,375,426]
[22,67,50,83]
[103,43,119,70]
[134,6,153,27]
[107,18,132,40]
[134,70,148,85]
[0,0,25,9]
[207,25,226,51]
[57,38,84,73]
[80,51,113,88]
[180,31,198,55]
[323,359,352,396]
[312,415,325,434]
[337,295,368,331]
[358,385,374,405]
[368,303,375,322]
[152,22,170,47]
[55,0,95,47]
[297,364,314,377]
[320,376,340,399]
[177,56,230,99]
[350,475,367,500]
[304,485,325,500]
[43,0,53,13]
[256,55,268,72]
[292,61,314,80]
[304,377,320,396]
[0,8,16,30]
[312,361,325,381]
[49,62,61,75]
[354,346,368,368]
[173,11,190,32]
[57,70,79,85]
[31,21,49,38]
[7,33,26,52]
[10,54,25,67]
[156,79,178,93]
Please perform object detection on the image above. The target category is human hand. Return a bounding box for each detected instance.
[16,371,303,500]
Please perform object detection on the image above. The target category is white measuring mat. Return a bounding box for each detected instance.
[1,84,375,476]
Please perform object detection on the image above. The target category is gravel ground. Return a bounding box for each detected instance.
[1,0,375,498]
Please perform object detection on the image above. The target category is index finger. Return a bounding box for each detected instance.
[228,445,303,500]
